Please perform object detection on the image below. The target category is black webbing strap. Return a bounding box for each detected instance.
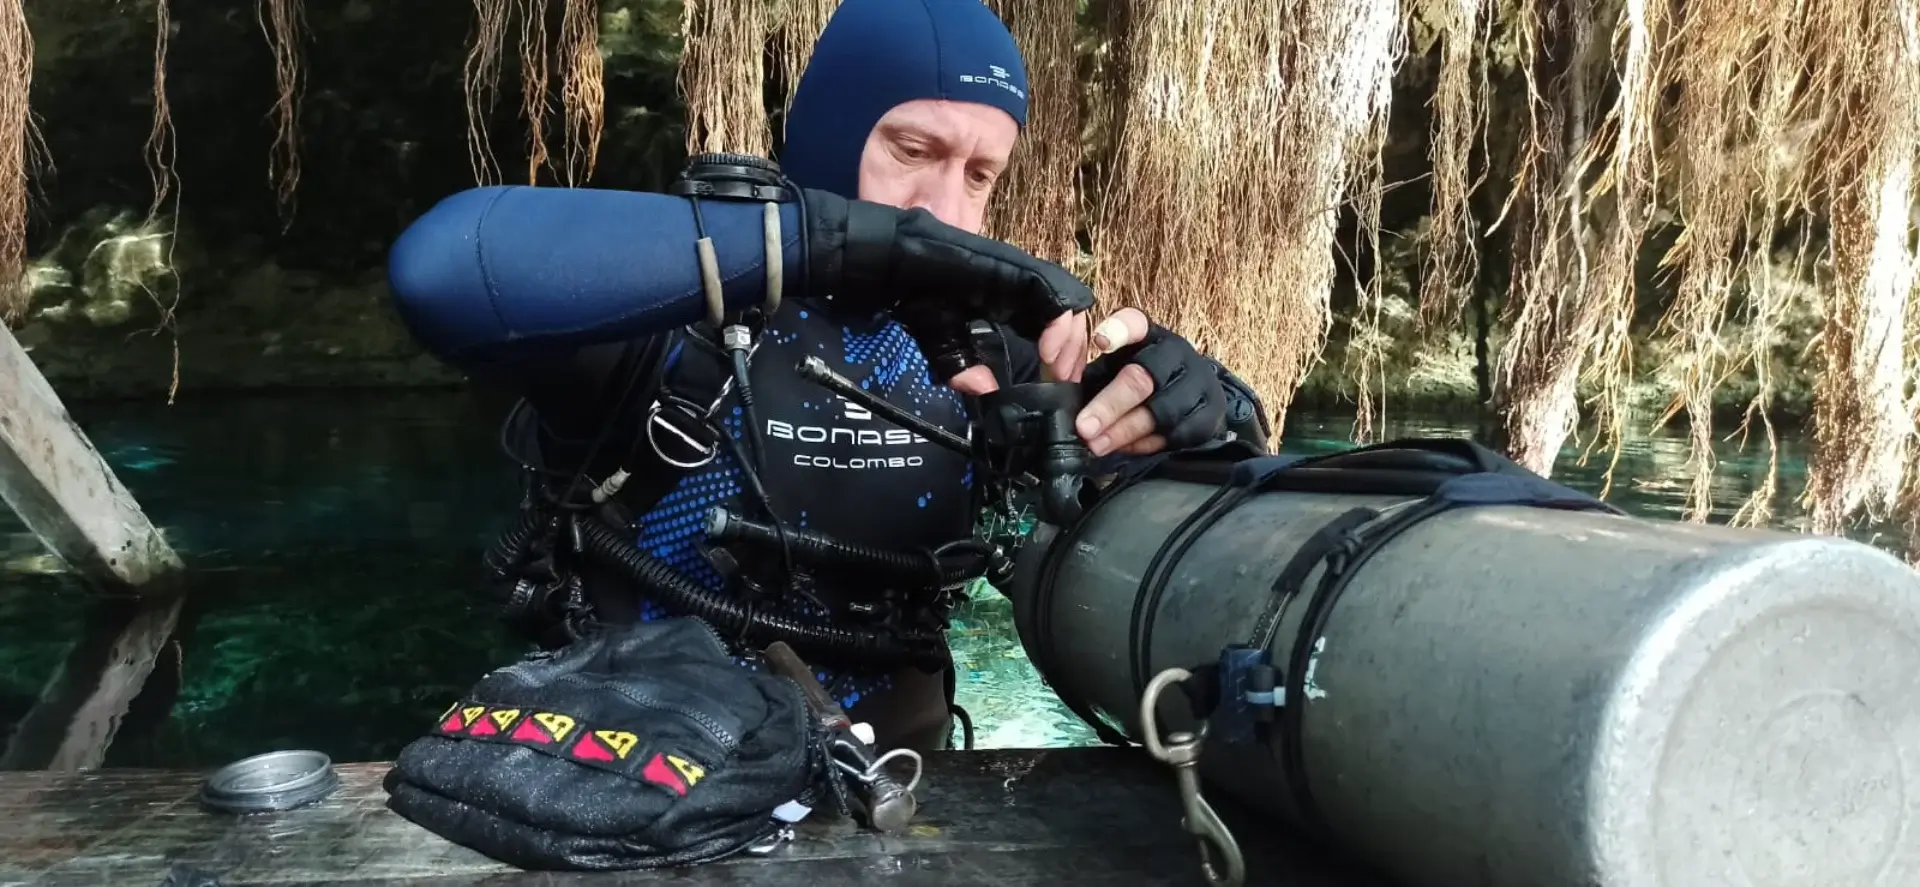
[1243,468,1622,839]
[1023,453,1184,746]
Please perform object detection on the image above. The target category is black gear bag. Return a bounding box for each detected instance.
[382,617,828,871]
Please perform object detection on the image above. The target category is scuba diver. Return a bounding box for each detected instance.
[385,0,1272,753]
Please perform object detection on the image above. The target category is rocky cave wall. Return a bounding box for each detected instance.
[13,0,1828,430]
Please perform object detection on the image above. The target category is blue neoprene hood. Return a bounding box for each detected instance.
[780,0,1030,198]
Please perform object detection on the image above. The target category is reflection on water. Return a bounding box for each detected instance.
[0,390,1861,765]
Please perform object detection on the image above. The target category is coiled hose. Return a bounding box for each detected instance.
[572,511,950,671]
[483,508,556,619]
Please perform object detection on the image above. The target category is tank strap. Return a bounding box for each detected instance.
[1194,466,1621,839]
[1023,446,1315,747]
[1025,459,1153,747]
[1125,455,1315,703]
[1034,436,1609,750]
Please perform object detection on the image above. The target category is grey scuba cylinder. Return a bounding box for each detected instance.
[1007,448,1920,887]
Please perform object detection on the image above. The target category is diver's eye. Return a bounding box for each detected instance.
[896,142,930,162]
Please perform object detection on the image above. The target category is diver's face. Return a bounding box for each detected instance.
[856,99,1018,235]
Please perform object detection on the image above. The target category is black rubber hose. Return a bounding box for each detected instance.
[573,512,949,671]
[483,507,547,582]
[706,507,942,584]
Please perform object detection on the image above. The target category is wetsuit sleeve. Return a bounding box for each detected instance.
[387,185,805,376]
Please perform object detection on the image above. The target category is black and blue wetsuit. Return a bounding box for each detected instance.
[388,179,1045,749]
[605,301,1033,736]
[389,0,1051,749]
[393,0,1257,749]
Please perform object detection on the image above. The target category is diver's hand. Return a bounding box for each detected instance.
[1074,308,1228,457]
[801,189,1095,380]
[949,311,1088,396]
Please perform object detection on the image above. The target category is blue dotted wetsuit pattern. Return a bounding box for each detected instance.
[625,302,975,712]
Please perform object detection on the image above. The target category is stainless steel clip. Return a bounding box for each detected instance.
[1141,667,1247,887]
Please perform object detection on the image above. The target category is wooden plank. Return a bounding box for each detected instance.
[0,748,1393,886]
[0,323,182,590]
[0,593,187,771]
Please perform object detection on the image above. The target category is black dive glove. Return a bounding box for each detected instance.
[802,189,1095,380]
[1082,323,1231,451]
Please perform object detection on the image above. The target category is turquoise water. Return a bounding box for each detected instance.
[0,390,1848,766]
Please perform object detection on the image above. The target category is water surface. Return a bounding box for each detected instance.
[0,390,1846,766]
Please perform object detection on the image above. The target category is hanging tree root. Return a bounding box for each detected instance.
[1801,0,1920,539]
[258,0,306,223]
[1091,0,1402,434]
[465,0,512,184]
[464,0,605,187]
[1571,0,1661,498]
[769,0,839,132]
[0,0,36,325]
[1485,0,1631,481]
[1473,0,1917,527]
[1391,0,1493,448]
[1651,0,1810,523]
[678,0,770,157]
[558,0,604,186]
[1415,0,1489,334]
[144,0,183,402]
[980,0,1079,266]
[516,0,551,184]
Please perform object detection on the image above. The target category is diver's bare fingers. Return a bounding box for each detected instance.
[1037,312,1088,382]
[947,364,1001,396]
[1086,404,1158,457]
[1075,363,1155,444]
[1091,308,1151,355]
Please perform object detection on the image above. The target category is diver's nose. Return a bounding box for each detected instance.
[911,166,973,230]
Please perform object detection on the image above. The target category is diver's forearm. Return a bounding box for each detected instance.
[387,182,1094,382]
[386,185,804,369]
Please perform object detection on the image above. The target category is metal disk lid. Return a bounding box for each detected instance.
[199,749,339,814]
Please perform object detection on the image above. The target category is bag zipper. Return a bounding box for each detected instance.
[494,666,740,752]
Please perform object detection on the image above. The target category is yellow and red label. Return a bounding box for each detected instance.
[429,700,711,799]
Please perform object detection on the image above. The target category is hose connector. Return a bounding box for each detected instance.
[977,382,1091,526]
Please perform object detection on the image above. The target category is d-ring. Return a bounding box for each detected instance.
[645,401,720,470]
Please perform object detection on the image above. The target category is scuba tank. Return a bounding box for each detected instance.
[1006,439,1920,887]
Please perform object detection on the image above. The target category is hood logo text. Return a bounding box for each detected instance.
[959,69,1026,101]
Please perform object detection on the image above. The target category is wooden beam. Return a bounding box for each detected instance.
[0,323,181,590]
[0,593,186,771]
[0,748,1386,886]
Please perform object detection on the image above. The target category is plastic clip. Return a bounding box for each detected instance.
[1141,667,1247,887]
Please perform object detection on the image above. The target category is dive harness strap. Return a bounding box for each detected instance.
[492,328,737,640]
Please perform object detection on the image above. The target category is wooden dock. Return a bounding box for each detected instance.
[0,747,1391,886]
